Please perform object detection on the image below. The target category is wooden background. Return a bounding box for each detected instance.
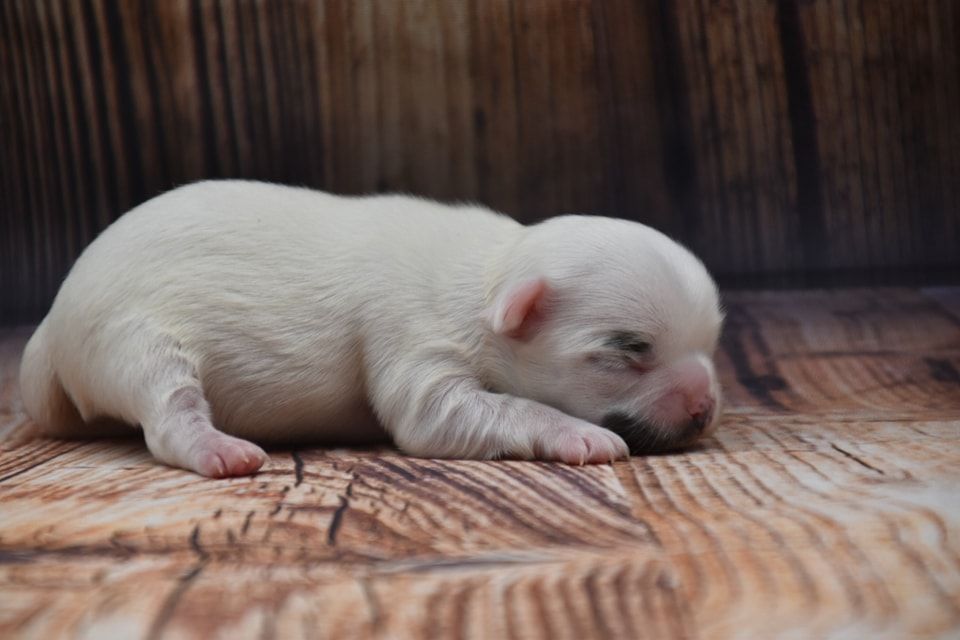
[2,0,960,321]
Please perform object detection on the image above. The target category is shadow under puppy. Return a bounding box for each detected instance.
[20,181,724,477]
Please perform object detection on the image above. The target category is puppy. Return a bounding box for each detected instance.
[20,180,723,477]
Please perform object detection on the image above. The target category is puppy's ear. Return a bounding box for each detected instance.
[489,277,550,339]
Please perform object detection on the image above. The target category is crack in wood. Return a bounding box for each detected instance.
[241,510,255,536]
[326,466,358,546]
[292,450,304,487]
[374,552,557,575]
[0,544,138,563]
[189,524,209,561]
[327,496,349,546]
[830,443,886,475]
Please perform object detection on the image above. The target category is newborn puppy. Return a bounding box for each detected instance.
[20,180,723,477]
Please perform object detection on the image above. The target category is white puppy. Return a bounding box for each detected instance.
[20,180,723,477]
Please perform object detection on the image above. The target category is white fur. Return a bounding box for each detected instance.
[20,180,723,476]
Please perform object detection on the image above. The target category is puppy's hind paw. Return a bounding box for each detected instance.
[192,433,268,478]
[537,424,630,465]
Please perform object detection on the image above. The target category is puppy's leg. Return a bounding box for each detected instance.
[142,384,267,478]
[95,330,267,477]
[371,363,628,463]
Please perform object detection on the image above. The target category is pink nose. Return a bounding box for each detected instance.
[671,358,715,431]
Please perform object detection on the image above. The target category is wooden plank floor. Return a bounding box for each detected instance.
[1,287,959,639]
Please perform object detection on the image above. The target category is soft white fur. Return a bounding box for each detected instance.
[20,180,723,477]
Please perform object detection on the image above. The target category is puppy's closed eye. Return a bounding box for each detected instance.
[604,331,652,355]
[588,353,631,372]
[588,351,651,374]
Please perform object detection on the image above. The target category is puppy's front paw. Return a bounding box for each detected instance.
[535,423,630,465]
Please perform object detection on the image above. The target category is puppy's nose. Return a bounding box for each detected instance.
[688,397,715,432]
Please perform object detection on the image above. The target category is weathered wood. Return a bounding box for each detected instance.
[2,1,959,321]
[0,287,958,638]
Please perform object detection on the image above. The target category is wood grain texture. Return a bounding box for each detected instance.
[0,287,958,639]
[2,0,959,321]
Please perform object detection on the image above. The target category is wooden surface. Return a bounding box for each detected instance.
[3,0,960,321]
[0,287,959,639]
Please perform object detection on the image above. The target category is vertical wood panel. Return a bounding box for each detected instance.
[1,0,959,321]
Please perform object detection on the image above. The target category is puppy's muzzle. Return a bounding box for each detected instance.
[601,411,707,455]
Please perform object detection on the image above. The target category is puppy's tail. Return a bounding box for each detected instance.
[19,320,84,437]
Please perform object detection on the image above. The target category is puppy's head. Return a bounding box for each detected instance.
[486,215,723,454]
